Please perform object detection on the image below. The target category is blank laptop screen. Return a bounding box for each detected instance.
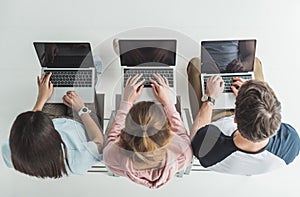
[119,40,177,66]
[33,42,94,68]
[201,39,256,74]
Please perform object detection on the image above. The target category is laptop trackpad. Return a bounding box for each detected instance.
[135,88,176,104]
[214,93,235,109]
[47,88,94,103]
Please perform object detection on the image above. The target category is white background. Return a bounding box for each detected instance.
[0,0,300,196]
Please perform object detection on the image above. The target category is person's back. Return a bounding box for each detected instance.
[190,79,300,175]
[103,73,192,188]
[1,72,104,178]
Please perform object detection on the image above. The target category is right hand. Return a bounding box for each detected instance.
[123,74,145,103]
[206,75,224,99]
[62,91,85,112]
[150,73,173,106]
[37,72,53,104]
[231,77,247,96]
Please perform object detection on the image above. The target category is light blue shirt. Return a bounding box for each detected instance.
[1,118,102,175]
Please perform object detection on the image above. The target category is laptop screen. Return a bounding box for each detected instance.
[119,40,177,66]
[33,42,94,68]
[201,39,256,74]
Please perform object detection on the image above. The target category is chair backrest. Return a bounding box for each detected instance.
[254,57,264,81]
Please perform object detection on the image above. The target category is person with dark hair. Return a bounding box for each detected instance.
[1,72,104,178]
[190,76,300,175]
[103,73,192,188]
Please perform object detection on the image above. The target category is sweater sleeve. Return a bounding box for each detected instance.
[106,101,133,144]
[164,105,193,175]
[163,104,190,142]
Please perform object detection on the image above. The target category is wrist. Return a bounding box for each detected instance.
[78,106,91,117]
[76,105,85,113]
[161,101,172,106]
[33,100,46,111]
[122,100,133,105]
[201,94,215,105]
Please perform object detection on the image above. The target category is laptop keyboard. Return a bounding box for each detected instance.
[45,70,93,87]
[204,74,252,93]
[124,69,174,87]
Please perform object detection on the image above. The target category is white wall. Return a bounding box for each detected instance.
[1,0,300,196]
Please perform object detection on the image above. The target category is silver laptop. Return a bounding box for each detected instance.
[119,40,177,104]
[33,42,95,103]
[200,39,256,109]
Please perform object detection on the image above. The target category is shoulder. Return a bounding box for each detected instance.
[52,118,85,146]
[266,123,300,164]
[52,118,102,174]
[166,134,193,161]
[191,124,237,167]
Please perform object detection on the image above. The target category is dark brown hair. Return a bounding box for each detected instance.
[118,101,172,169]
[9,111,71,178]
[235,80,281,142]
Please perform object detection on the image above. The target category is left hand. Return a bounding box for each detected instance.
[62,91,85,112]
[37,72,53,104]
[123,74,145,103]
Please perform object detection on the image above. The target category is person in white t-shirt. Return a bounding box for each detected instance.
[190,76,300,175]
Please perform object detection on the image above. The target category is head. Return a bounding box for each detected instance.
[235,80,281,142]
[118,101,172,167]
[9,111,70,178]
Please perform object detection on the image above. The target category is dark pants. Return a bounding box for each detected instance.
[42,95,102,129]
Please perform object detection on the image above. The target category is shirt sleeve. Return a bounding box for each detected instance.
[106,101,133,144]
[163,104,190,142]
[1,141,13,168]
[82,141,103,160]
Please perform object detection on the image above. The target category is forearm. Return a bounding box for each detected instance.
[190,102,213,140]
[80,113,104,150]
[164,104,187,137]
[107,101,133,142]
[32,99,46,111]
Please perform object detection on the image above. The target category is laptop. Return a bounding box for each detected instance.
[200,39,256,109]
[33,42,95,103]
[119,39,177,104]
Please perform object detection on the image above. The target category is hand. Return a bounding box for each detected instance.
[62,91,85,112]
[231,77,247,96]
[226,59,244,72]
[123,74,145,103]
[206,75,224,99]
[37,72,53,104]
[150,73,173,106]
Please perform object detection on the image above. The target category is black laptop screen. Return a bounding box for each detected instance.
[201,39,256,74]
[119,40,177,66]
[33,42,94,68]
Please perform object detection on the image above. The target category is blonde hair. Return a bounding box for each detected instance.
[118,101,172,169]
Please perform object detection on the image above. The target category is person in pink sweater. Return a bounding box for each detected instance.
[103,73,192,188]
